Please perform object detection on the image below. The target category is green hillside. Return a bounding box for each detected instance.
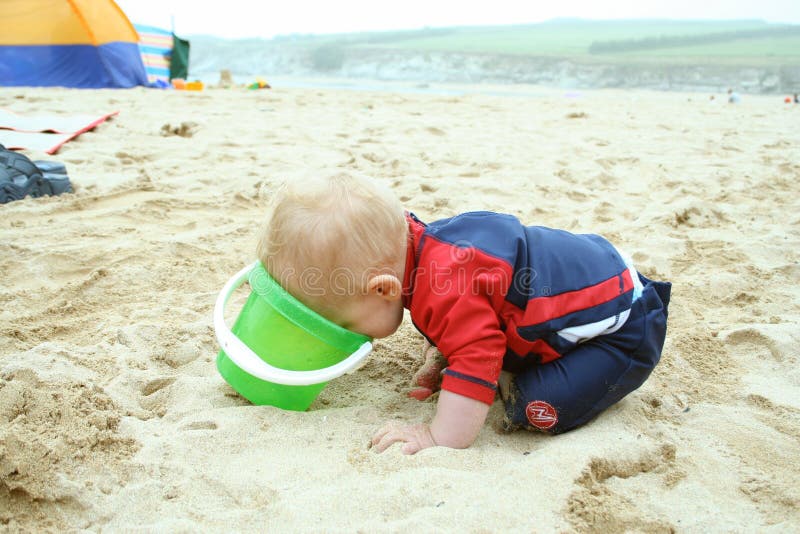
[290,19,800,64]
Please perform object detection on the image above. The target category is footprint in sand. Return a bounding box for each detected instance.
[361,152,384,163]
[763,140,790,149]
[163,340,200,368]
[596,172,616,186]
[420,183,437,193]
[565,443,682,531]
[180,420,218,431]
[159,122,198,138]
[141,377,176,397]
[114,151,140,165]
[554,168,576,183]
[565,190,589,202]
[593,202,614,223]
[724,328,782,361]
[140,377,177,417]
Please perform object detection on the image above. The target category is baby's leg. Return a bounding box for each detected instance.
[503,279,670,434]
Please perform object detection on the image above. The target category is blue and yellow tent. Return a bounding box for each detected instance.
[0,0,148,89]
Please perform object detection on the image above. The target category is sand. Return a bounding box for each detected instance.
[1,83,798,532]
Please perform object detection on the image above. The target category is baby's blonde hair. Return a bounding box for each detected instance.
[257,173,407,309]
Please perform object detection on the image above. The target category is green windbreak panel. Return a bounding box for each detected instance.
[169,34,189,80]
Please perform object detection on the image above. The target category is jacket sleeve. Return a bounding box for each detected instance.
[409,239,510,405]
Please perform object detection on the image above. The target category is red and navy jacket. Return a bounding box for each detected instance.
[402,212,636,405]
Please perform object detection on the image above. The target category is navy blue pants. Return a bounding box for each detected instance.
[505,274,671,434]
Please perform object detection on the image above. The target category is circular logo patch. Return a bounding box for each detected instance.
[525,400,558,430]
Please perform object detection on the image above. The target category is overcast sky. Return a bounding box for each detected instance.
[117,0,800,38]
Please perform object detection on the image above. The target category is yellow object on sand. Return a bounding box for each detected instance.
[171,79,204,91]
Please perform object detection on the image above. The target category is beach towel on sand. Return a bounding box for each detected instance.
[0,109,119,154]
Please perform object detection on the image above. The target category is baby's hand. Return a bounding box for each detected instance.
[408,340,446,401]
[371,421,436,455]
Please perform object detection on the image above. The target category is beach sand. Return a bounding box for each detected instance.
[1,84,798,532]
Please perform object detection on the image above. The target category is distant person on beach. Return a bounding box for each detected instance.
[256,173,672,453]
[795,93,799,104]
[728,89,741,104]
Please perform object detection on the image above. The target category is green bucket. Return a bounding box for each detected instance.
[214,261,373,411]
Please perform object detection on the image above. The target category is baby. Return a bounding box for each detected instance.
[257,173,671,454]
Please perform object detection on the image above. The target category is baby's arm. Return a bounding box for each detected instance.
[408,339,446,400]
[430,390,491,447]
[371,390,490,454]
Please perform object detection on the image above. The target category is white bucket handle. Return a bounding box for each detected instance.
[214,261,373,386]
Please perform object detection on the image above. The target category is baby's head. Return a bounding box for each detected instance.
[257,172,407,338]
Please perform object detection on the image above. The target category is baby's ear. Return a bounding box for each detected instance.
[367,274,402,300]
